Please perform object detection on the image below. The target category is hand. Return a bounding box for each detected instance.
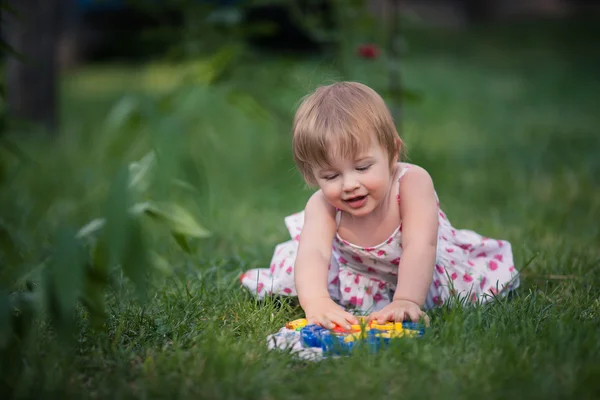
[303,296,358,330]
[368,299,430,327]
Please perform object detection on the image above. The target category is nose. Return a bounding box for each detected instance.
[342,173,360,192]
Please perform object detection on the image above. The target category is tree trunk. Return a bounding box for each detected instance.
[4,0,62,134]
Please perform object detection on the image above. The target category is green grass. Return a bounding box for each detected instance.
[2,17,600,399]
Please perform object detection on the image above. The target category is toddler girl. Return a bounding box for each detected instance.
[240,82,519,330]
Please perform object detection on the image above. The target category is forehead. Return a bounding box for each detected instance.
[316,140,382,170]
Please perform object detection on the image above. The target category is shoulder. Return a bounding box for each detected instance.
[396,164,439,243]
[301,190,337,239]
[396,163,437,207]
[398,163,435,191]
[305,190,336,218]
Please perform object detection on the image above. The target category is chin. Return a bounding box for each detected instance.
[344,205,375,218]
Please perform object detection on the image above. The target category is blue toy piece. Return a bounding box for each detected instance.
[296,319,426,356]
[300,324,326,348]
[320,330,354,355]
[399,321,426,337]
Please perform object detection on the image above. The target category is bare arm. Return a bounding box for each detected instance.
[294,191,336,307]
[294,191,358,328]
[393,166,438,306]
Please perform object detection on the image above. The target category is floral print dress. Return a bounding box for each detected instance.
[240,166,520,313]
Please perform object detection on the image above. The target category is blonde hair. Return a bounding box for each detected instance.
[292,81,404,186]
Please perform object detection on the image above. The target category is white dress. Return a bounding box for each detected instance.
[241,165,520,313]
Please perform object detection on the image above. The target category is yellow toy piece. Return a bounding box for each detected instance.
[285,318,308,330]
[403,329,419,338]
[343,331,368,343]
[369,321,395,331]
[343,334,356,343]
[389,330,405,338]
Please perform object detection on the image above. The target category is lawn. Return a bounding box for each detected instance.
[1,16,599,399]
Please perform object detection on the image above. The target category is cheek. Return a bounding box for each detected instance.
[365,170,390,191]
[320,182,340,201]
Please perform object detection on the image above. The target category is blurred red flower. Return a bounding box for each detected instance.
[357,43,380,59]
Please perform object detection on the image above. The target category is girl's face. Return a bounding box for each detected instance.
[314,142,398,218]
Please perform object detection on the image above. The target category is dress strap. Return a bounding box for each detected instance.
[396,165,412,204]
[398,165,411,181]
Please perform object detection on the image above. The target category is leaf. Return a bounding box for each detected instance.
[103,96,142,133]
[103,168,153,301]
[105,168,132,266]
[81,277,107,330]
[133,201,211,239]
[130,201,153,216]
[76,218,106,240]
[148,116,184,196]
[172,232,192,254]
[91,240,110,282]
[120,220,150,302]
[171,178,199,194]
[81,239,111,330]
[128,151,156,192]
[50,229,86,324]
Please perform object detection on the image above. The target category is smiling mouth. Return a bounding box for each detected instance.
[344,195,367,203]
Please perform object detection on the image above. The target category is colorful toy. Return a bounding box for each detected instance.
[285,318,425,355]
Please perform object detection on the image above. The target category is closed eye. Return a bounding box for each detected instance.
[356,165,371,171]
[323,174,338,181]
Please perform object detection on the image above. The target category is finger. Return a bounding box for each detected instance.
[422,313,431,327]
[393,309,407,323]
[318,316,335,330]
[333,304,358,323]
[343,312,359,325]
[330,313,352,331]
[378,310,393,324]
[406,308,422,323]
[365,312,377,323]
[368,310,392,324]
[340,311,361,329]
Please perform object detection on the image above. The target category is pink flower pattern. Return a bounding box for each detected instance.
[240,165,519,311]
